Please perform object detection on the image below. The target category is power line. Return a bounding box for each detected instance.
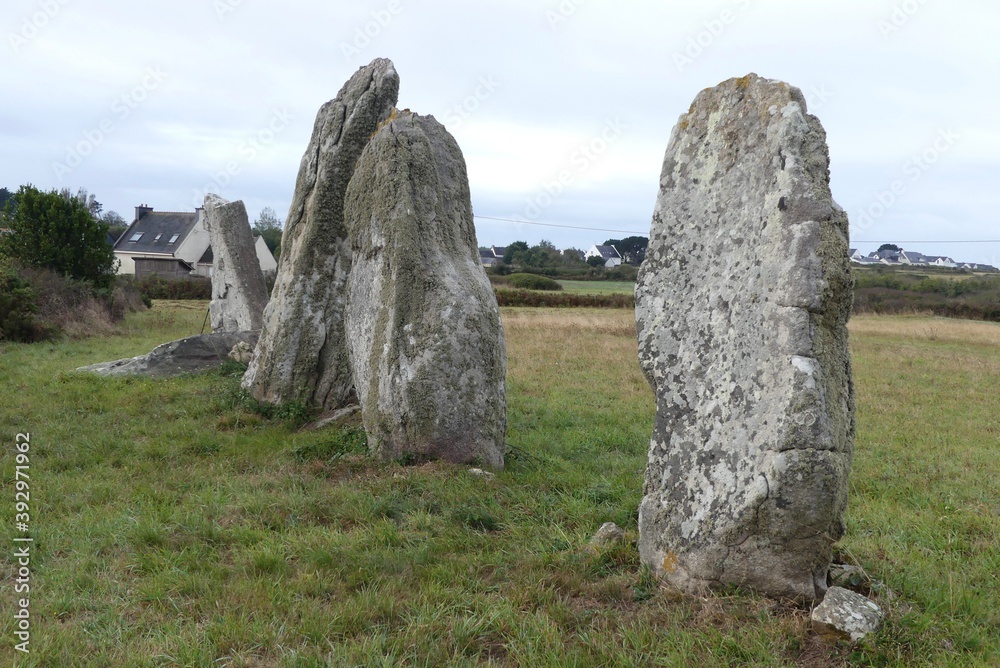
[475,215,646,236]
[853,240,1000,244]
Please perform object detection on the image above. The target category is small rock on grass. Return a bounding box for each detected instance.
[229,340,255,365]
[586,522,626,554]
[811,586,883,642]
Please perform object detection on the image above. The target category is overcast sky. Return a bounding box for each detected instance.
[4,0,998,263]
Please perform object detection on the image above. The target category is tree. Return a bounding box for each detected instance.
[1,185,118,288]
[587,255,606,268]
[0,187,13,213]
[102,211,128,241]
[59,187,103,219]
[604,236,648,265]
[877,243,900,253]
[503,241,529,265]
[253,207,283,258]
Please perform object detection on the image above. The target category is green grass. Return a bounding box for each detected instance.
[0,305,996,666]
[556,280,634,296]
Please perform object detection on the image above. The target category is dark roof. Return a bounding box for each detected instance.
[594,245,621,260]
[114,211,198,255]
[490,246,506,257]
[199,246,214,264]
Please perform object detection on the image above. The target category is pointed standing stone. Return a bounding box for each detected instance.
[635,74,855,601]
[344,113,507,469]
[203,194,269,332]
[242,59,399,410]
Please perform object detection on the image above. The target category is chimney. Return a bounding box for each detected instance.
[135,204,153,222]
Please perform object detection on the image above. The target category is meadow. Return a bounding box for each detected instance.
[0,303,997,667]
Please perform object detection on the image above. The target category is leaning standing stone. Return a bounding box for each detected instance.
[344,112,507,469]
[203,194,269,332]
[242,58,399,410]
[635,74,855,602]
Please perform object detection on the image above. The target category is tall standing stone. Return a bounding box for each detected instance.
[344,112,506,469]
[635,74,855,602]
[203,194,269,332]
[242,59,399,410]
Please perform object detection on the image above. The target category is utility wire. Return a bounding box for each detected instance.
[853,240,1000,244]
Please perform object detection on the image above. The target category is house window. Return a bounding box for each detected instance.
[168,234,179,244]
[154,233,163,242]
[129,232,143,242]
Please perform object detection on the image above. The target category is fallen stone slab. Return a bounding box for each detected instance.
[811,586,883,642]
[242,58,399,411]
[636,73,855,602]
[77,332,258,378]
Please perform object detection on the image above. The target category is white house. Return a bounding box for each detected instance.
[585,244,622,267]
[899,250,929,265]
[925,255,957,268]
[114,204,276,279]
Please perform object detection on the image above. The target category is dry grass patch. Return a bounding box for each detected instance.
[850,314,1000,346]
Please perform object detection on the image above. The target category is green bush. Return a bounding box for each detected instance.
[0,264,49,342]
[0,185,117,289]
[506,273,563,291]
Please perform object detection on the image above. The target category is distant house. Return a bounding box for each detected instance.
[490,246,506,259]
[960,262,998,272]
[585,244,622,268]
[924,255,957,268]
[899,250,929,265]
[479,249,498,267]
[868,249,902,265]
[114,204,277,280]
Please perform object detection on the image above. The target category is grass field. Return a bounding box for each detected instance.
[0,304,997,666]
[556,280,634,296]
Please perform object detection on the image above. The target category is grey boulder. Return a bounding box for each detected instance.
[203,194,269,332]
[344,112,507,469]
[635,74,855,602]
[242,58,399,410]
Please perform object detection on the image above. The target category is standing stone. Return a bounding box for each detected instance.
[203,194,269,332]
[635,74,855,602]
[344,112,506,469]
[242,59,399,410]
